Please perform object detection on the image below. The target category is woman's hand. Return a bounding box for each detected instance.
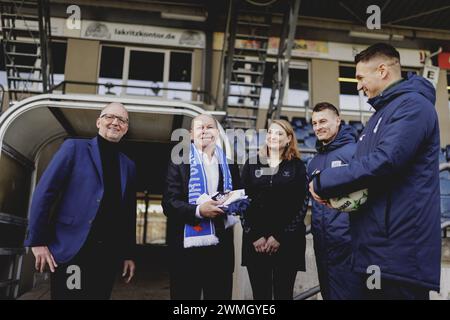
[253,237,267,253]
[265,236,280,255]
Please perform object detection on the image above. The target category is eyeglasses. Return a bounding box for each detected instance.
[100,113,129,126]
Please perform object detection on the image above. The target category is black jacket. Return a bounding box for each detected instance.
[241,156,307,270]
[162,156,241,273]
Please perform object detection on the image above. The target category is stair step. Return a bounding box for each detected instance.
[2,26,41,34]
[0,0,38,8]
[231,125,256,130]
[230,81,262,87]
[8,77,42,83]
[5,51,40,57]
[8,88,42,93]
[237,21,271,28]
[227,115,258,121]
[6,64,41,70]
[232,69,264,76]
[234,47,267,53]
[233,57,265,65]
[236,34,270,41]
[3,39,40,45]
[1,13,39,21]
[239,9,273,17]
[227,104,259,110]
[228,92,260,99]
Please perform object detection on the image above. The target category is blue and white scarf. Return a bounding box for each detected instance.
[184,143,233,248]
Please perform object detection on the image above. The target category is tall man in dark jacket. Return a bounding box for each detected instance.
[162,114,241,300]
[25,103,136,300]
[310,43,441,299]
[308,102,362,300]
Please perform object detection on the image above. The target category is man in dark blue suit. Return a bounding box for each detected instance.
[24,102,137,299]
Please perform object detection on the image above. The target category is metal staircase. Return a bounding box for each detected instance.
[222,1,271,130]
[265,0,300,125]
[222,0,300,130]
[0,0,53,102]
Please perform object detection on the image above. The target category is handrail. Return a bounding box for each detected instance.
[0,248,26,256]
[440,162,450,172]
[294,286,321,300]
[0,212,28,227]
[0,84,5,115]
[49,80,220,107]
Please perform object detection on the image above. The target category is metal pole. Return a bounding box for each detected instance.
[37,0,48,92]
[222,0,238,112]
[274,0,300,119]
[143,190,149,244]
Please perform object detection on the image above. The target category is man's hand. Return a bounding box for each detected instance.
[309,181,329,206]
[122,260,135,283]
[199,200,224,218]
[253,237,267,253]
[31,246,57,273]
[265,236,280,255]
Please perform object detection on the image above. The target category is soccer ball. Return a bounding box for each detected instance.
[329,189,368,212]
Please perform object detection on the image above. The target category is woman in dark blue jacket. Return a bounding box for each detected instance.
[241,119,307,300]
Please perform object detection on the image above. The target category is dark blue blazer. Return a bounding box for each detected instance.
[24,137,136,263]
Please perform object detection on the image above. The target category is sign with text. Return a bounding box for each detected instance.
[81,20,205,49]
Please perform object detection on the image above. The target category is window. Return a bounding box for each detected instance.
[259,60,310,108]
[98,45,193,100]
[98,45,124,95]
[51,41,67,86]
[168,51,192,100]
[126,50,164,96]
[339,64,371,112]
[285,62,309,107]
[136,196,166,245]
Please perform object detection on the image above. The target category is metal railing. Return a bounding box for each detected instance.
[50,80,219,106]
[0,84,5,114]
[294,225,321,300]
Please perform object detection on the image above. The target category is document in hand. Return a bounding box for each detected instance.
[196,189,250,229]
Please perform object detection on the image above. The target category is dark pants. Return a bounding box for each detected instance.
[170,268,232,300]
[246,265,298,300]
[363,277,430,300]
[50,240,120,300]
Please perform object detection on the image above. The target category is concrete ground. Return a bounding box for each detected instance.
[17,236,450,300]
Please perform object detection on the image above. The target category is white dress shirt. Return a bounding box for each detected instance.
[195,148,219,219]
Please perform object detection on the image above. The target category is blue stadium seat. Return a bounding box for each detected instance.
[303,124,314,135]
[440,170,450,179]
[291,117,305,129]
[305,136,316,149]
[439,150,446,164]
[295,128,309,141]
[300,153,314,167]
[440,178,450,219]
[349,120,364,134]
